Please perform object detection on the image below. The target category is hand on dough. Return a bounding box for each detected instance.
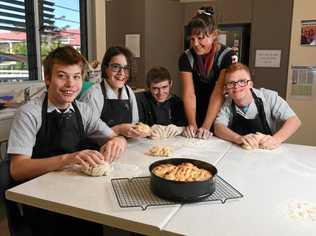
[196,127,212,139]
[182,125,197,138]
[240,133,260,149]
[259,135,280,150]
[150,124,184,139]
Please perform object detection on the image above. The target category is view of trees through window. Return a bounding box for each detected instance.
[0,0,83,82]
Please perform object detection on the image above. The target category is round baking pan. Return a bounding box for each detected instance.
[149,158,217,202]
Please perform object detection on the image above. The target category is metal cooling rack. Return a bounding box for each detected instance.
[111,176,243,210]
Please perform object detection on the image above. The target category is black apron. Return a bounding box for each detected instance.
[230,89,272,135]
[100,80,132,127]
[24,93,102,236]
[32,94,85,158]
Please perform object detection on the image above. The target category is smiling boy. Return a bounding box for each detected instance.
[214,63,301,149]
[7,46,126,235]
[136,66,187,126]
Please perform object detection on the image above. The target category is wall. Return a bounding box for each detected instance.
[286,0,316,146]
[106,0,146,88]
[91,0,107,62]
[144,0,183,95]
[249,0,293,98]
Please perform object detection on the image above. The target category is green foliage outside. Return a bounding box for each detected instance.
[0,40,63,70]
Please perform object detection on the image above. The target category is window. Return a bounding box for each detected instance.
[0,0,87,82]
[0,0,28,81]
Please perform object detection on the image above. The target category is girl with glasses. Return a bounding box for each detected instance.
[214,63,301,150]
[179,6,238,139]
[80,46,146,138]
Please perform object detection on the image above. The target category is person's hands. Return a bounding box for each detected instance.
[116,124,149,138]
[259,135,281,150]
[100,136,127,163]
[241,133,260,149]
[182,125,198,138]
[65,150,105,169]
[196,127,213,139]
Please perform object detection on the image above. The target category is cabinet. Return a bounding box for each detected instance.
[0,110,14,160]
[0,117,13,142]
[216,0,253,24]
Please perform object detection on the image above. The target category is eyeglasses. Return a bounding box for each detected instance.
[109,63,129,74]
[225,79,250,89]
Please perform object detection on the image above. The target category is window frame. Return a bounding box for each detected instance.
[0,0,88,81]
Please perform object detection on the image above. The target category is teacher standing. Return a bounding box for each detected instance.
[179,7,237,139]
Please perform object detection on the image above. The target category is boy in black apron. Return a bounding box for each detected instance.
[214,63,301,149]
[7,46,127,235]
[136,66,187,126]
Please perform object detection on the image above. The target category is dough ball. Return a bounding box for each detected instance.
[81,163,111,177]
[135,122,151,134]
[150,124,184,139]
[241,143,252,150]
[148,145,172,157]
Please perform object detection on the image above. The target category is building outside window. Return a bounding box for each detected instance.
[0,0,86,82]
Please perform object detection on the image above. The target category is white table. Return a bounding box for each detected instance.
[162,143,316,236]
[6,136,231,235]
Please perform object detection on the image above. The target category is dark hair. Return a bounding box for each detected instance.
[225,62,251,80]
[146,66,171,87]
[43,45,86,80]
[186,6,216,37]
[101,46,135,81]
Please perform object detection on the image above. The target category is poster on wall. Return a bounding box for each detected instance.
[125,34,140,57]
[301,20,316,45]
[255,50,281,68]
[290,66,315,99]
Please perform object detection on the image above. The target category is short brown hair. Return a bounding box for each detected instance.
[43,45,86,80]
[225,62,251,80]
[146,66,171,87]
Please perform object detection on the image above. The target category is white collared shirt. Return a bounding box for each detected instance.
[79,79,139,124]
[47,99,75,113]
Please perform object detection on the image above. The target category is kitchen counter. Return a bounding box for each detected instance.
[0,108,16,120]
[6,137,316,235]
[0,108,15,143]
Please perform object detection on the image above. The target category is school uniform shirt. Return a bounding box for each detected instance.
[214,88,297,134]
[178,44,236,127]
[7,93,114,157]
[79,79,139,124]
[136,91,187,126]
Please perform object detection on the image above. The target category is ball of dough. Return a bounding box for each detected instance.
[135,122,151,133]
[148,146,171,157]
[81,163,111,177]
[241,143,252,150]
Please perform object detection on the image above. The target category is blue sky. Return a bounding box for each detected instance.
[49,0,80,29]
[0,0,81,31]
